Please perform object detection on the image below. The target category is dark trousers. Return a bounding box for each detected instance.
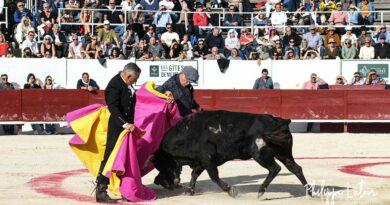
[96,121,123,185]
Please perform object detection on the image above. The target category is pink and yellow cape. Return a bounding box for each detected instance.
[66,82,181,202]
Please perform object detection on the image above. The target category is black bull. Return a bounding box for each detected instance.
[150,110,312,198]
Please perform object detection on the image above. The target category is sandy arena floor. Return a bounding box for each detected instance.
[0,133,389,205]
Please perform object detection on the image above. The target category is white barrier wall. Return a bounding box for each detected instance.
[1,58,389,89]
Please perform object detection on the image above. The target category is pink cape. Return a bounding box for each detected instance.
[67,83,181,202]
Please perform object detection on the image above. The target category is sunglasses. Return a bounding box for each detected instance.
[337,78,342,80]
[18,4,24,7]
[365,41,370,43]
[92,38,97,40]
[109,3,115,5]
[290,41,295,43]
[73,38,78,40]
[166,27,172,29]
[44,38,50,40]
[354,76,360,78]
[329,42,335,44]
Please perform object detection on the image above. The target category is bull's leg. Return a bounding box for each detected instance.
[206,165,238,198]
[253,146,281,198]
[184,167,204,196]
[275,155,312,196]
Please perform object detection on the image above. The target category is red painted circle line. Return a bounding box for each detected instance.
[27,157,390,203]
[339,161,390,179]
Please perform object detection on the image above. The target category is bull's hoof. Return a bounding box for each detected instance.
[305,185,313,197]
[184,187,195,196]
[257,188,265,199]
[228,186,238,198]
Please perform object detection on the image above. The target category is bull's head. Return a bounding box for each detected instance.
[149,150,180,190]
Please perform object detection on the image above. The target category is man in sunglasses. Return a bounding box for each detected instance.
[13,1,33,24]
[0,74,15,135]
[374,25,390,44]
[95,63,141,203]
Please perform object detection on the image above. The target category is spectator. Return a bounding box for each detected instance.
[299,38,309,59]
[182,43,193,60]
[334,75,347,85]
[341,0,352,11]
[374,34,390,59]
[0,33,8,57]
[98,20,120,47]
[373,25,390,44]
[144,26,158,43]
[204,46,226,60]
[284,48,298,60]
[14,17,35,45]
[350,72,364,85]
[365,69,386,85]
[341,26,358,46]
[205,27,224,51]
[65,0,80,18]
[193,5,210,37]
[49,24,68,58]
[253,69,273,89]
[153,5,174,33]
[253,12,267,26]
[148,37,165,59]
[270,3,287,27]
[51,0,64,17]
[341,39,357,59]
[80,8,92,35]
[110,47,126,59]
[193,39,208,59]
[122,26,139,57]
[177,0,190,24]
[121,0,136,11]
[68,35,84,59]
[272,40,284,60]
[130,39,148,59]
[225,29,240,56]
[168,39,182,59]
[0,74,15,134]
[224,5,243,26]
[328,2,349,26]
[348,4,359,25]
[357,26,374,48]
[239,28,254,58]
[140,0,159,22]
[282,26,302,48]
[323,38,340,59]
[324,26,341,48]
[180,34,193,50]
[37,3,57,37]
[319,0,336,24]
[85,36,100,58]
[22,47,35,58]
[21,31,39,56]
[358,0,374,25]
[128,4,146,25]
[284,38,300,58]
[100,39,115,57]
[77,72,99,91]
[228,48,242,60]
[24,73,45,135]
[303,73,326,89]
[160,23,180,47]
[359,37,375,59]
[302,25,323,52]
[104,0,125,36]
[42,75,60,134]
[13,1,33,25]
[40,35,56,58]
[303,48,321,60]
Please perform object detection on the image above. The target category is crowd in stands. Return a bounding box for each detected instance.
[0,0,389,60]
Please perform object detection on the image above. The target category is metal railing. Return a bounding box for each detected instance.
[0,7,8,28]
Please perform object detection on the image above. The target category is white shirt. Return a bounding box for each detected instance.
[21,39,39,54]
[68,42,84,58]
[359,46,375,59]
[270,11,287,26]
[160,32,179,47]
[341,33,357,45]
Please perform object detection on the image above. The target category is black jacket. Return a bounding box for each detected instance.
[156,74,199,117]
[105,74,136,128]
[374,43,390,59]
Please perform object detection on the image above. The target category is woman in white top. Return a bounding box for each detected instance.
[14,17,35,45]
[225,29,240,54]
[341,26,358,46]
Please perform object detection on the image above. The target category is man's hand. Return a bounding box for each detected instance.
[87,86,94,91]
[124,123,135,132]
[165,91,174,104]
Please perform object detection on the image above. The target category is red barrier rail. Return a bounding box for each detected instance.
[1,90,390,122]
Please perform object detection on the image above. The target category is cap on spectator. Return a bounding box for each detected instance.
[345,26,352,30]
[309,25,316,30]
[328,25,335,31]
[181,66,199,83]
[379,34,387,39]
[103,20,110,25]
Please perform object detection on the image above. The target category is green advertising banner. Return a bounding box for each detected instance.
[358,64,389,78]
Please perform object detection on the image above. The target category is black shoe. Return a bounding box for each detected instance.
[96,184,117,203]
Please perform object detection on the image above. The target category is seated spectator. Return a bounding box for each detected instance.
[130,39,148,59]
[299,39,309,59]
[160,23,180,48]
[323,26,340,48]
[270,3,287,27]
[341,39,357,59]
[350,72,364,85]
[365,69,386,85]
[205,27,224,52]
[193,39,208,59]
[228,48,242,60]
[358,0,374,25]
[193,5,210,37]
[68,35,84,59]
[303,73,326,89]
[22,47,36,58]
[239,28,255,58]
[140,0,159,22]
[282,26,302,48]
[109,47,126,59]
[374,34,390,59]
[284,38,300,58]
[153,5,174,33]
[319,0,336,24]
[65,0,80,18]
[104,0,125,36]
[303,48,321,60]
[13,1,33,25]
[100,39,115,57]
[49,24,68,58]
[148,37,165,59]
[122,26,139,57]
[271,40,284,60]
[182,43,193,60]
[128,4,146,25]
[0,33,8,57]
[302,25,323,52]
[253,69,273,89]
[348,4,359,25]
[80,8,92,35]
[98,20,120,47]
[38,3,57,37]
[306,0,319,13]
[359,37,375,59]
[24,73,41,89]
[177,0,190,24]
[373,25,390,44]
[168,39,182,59]
[328,2,349,26]
[253,12,267,27]
[181,34,193,50]
[121,0,136,11]
[357,26,373,48]
[334,75,347,85]
[21,31,39,56]
[144,26,158,44]
[284,48,298,60]
[77,72,99,91]
[204,46,226,60]
[40,35,56,58]
[225,29,240,56]
[14,17,35,45]
[85,36,100,58]
[42,75,59,134]
[323,38,340,59]
[341,26,358,46]
[224,5,243,26]
[0,74,14,90]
